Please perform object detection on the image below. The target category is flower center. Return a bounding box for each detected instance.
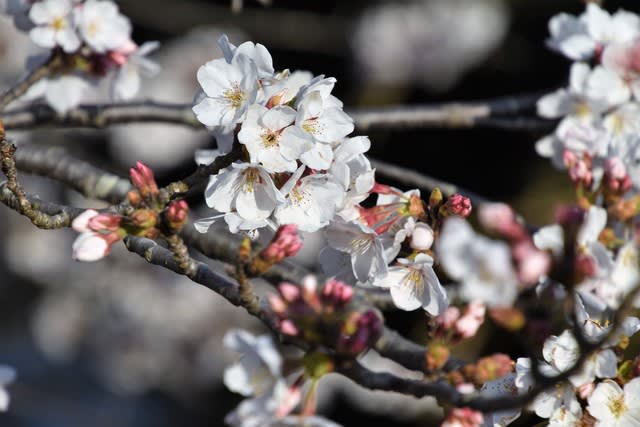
[349,236,373,254]
[608,395,627,418]
[242,168,262,193]
[52,16,66,31]
[261,130,279,148]
[223,83,246,109]
[87,21,99,38]
[402,269,424,297]
[302,118,319,135]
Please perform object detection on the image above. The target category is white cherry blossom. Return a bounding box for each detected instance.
[28,0,80,53]
[372,253,448,315]
[274,169,344,232]
[238,104,298,173]
[218,34,274,80]
[438,217,518,307]
[193,55,258,128]
[203,163,284,223]
[111,41,161,101]
[74,0,131,53]
[325,220,388,283]
[587,378,640,426]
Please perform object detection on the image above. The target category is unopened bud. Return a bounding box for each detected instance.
[444,194,472,218]
[128,209,157,230]
[426,342,450,372]
[165,200,188,230]
[130,161,158,199]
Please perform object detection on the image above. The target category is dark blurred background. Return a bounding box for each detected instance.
[1,1,639,426]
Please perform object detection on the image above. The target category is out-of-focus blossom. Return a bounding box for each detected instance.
[0,365,16,412]
[353,0,508,91]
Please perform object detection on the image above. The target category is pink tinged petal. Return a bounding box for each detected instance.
[72,233,109,262]
[72,209,99,232]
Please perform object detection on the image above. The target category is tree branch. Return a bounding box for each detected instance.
[2,93,556,132]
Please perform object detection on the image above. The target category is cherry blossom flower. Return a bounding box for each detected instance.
[274,169,344,232]
[438,217,518,307]
[74,0,131,53]
[325,220,388,283]
[23,73,92,114]
[111,41,161,101]
[28,0,80,52]
[202,163,284,224]
[547,3,640,61]
[238,104,298,173]
[193,54,258,128]
[372,253,448,315]
[587,378,640,426]
[218,34,274,81]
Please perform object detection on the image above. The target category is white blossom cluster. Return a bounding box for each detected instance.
[537,3,640,193]
[222,329,340,427]
[194,35,448,315]
[1,0,159,113]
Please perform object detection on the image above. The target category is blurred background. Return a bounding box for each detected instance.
[0,0,637,426]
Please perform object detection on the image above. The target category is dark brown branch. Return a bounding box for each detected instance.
[369,157,491,206]
[0,183,84,228]
[2,94,556,132]
[13,145,131,204]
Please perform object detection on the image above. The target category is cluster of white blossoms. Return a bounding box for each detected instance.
[2,0,159,112]
[537,3,640,194]
[194,35,449,316]
[222,329,340,427]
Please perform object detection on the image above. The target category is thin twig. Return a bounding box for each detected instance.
[369,157,491,206]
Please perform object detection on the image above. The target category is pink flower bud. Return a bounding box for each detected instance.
[512,242,551,285]
[436,307,461,330]
[562,149,577,168]
[442,408,484,427]
[478,203,514,231]
[268,294,287,314]
[409,222,434,251]
[456,301,485,339]
[165,200,189,231]
[605,157,627,180]
[278,282,301,303]
[576,254,596,278]
[446,194,472,218]
[578,382,595,400]
[371,182,401,195]
[321,278,354,306]
[129,161,158,198]
[259,225,303,264]
[88,213,122,232]
[280,319,299,336]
